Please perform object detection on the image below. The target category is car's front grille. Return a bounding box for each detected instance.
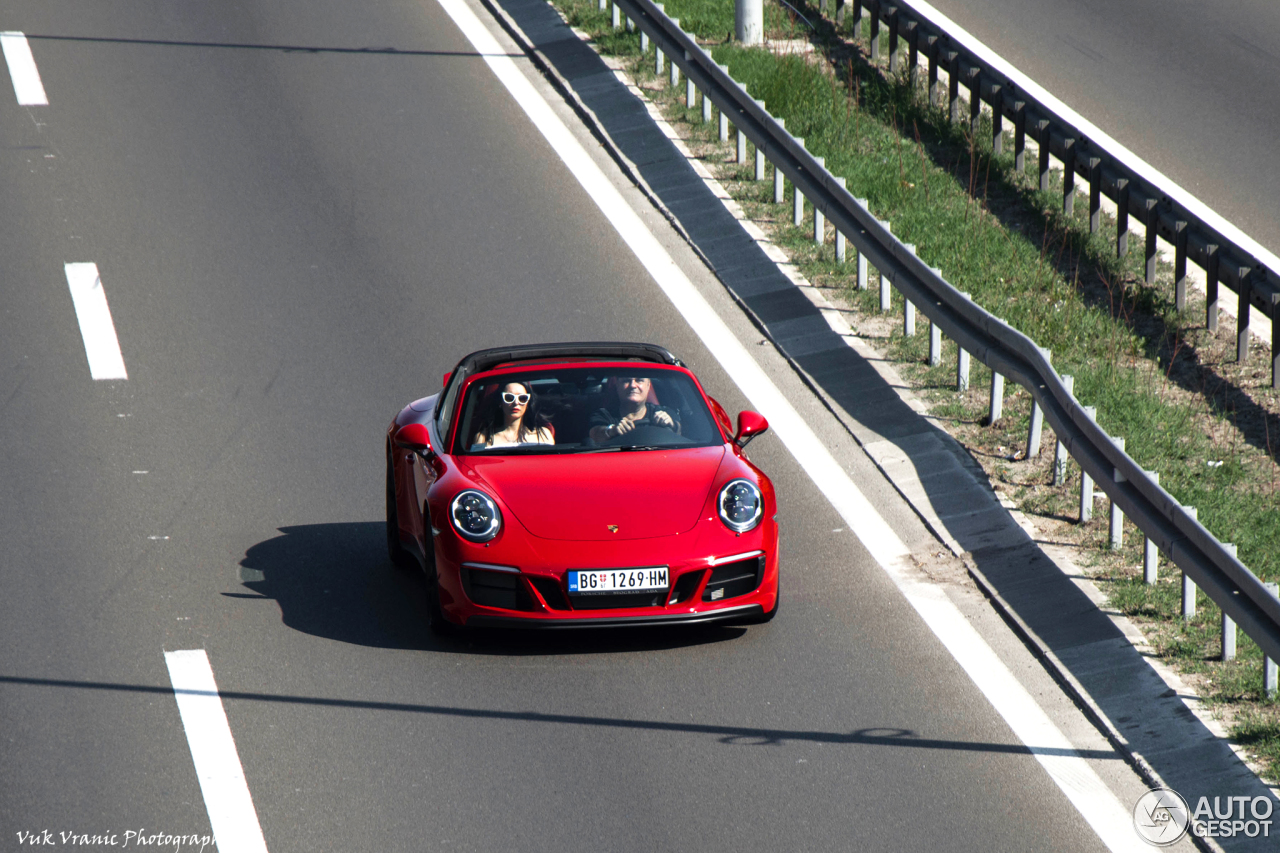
[462,568,534,611]
[702,555,764,602]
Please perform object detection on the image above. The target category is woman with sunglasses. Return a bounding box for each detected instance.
[472,382,555,448]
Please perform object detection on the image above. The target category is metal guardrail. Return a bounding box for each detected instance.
[607,0,1280,673]
[843,0,1280,387]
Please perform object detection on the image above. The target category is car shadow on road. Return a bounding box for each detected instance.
[234,522,747,655]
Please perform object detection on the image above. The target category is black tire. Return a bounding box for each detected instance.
[386,454,414,570]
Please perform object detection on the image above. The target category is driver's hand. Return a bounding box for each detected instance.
[614,418,635,436]
[652,410,674,429]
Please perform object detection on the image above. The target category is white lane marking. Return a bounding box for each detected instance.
[433,1,1141,848]
[165,650,270,853]
[0,32,48,105]
[64,262,128,380]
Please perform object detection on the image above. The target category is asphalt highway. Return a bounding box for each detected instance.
[0,1,1173,850]
[926,0,1280,258]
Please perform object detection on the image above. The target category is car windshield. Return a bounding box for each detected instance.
[453,366,724,455]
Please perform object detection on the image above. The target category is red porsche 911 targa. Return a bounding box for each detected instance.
[385,342,779,633]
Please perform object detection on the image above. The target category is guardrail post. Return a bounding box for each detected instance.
[880,222,892,311]
[929,315,942,365]
[989,84,1002,154]
[836,0,847,26]
[1116,178,1129,257]
[947,54,960,123]
[1062,138,1076,216]
[719,104,728,141]
[774,165,785,204]
[968,70,981,137]
[835,178,847,262]
[687,76,696,110]
[857,207,870,288]
[1079,406,1096,521]
[755,144,766,180]
[1110,436,1125,549]
[1237,267,1252,362]
[1088,160,1101,233]
[1205,246,1219,331]
[1026,398,1043,458]
[813,158,826,244]
[1266,581,1279,697]
[1272,293,1280,389]
[902,244,916,336]
[988,372,1003,424]
[1143,199,1159,283]
[655,45,665,78]
[702,90,712,123]
[1143,471,1159,584]
[1222,544,1238,660]
[612,4,620,28]
[908,31,921,93]
[1037,121,1051,192]
[737,128,747,163]
[1181,507,1198,618]
[957,347,970,392]
[1053,374,1074,485]
[887,8,900,73]
[1173,222,1188,311]
[927,44,940,106]
[794,183,804,227]
[598,0,606,11]
[869,4,881,60]
[1013,104,1026,172]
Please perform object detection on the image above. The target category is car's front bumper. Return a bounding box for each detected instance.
[466,603,763,629]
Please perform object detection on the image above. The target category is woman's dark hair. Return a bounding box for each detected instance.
[475,380,550,444]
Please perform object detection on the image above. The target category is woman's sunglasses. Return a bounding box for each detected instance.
[501,392,531,405]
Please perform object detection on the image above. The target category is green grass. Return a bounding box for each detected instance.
[546,0,1280,777]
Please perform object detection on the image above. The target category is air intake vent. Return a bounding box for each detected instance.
[528,576,570,611]
[462,568,533,611]
[702,555,764,602]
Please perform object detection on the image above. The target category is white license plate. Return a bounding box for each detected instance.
[568,567,668,595]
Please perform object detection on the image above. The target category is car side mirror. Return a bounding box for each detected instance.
[734,411,769,448]
[394,423,434,456]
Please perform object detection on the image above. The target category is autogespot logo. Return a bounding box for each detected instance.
[1133,787,1276,845]
[1133,788,1190,846]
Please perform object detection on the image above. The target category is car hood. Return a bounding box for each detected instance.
[463,446,726,541]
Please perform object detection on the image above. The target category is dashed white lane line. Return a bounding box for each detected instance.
[433,0,1141,848]
[64,262,128,380]
[165,650,269,853]
[0,32,48,105]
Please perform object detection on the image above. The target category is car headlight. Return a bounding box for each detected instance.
[450,490,502,542]
[717,479,763,533]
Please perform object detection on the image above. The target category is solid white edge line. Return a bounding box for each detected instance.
[165,650,270,853]
[905,0,1280,273]
[64,262,128,380]
[432,0,1143,848]
[0,31,48,105]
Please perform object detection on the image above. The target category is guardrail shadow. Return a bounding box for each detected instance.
[234,522,745,654]
[487,0,1278,827]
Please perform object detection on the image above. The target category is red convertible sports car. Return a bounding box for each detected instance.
[385,342,779,633]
